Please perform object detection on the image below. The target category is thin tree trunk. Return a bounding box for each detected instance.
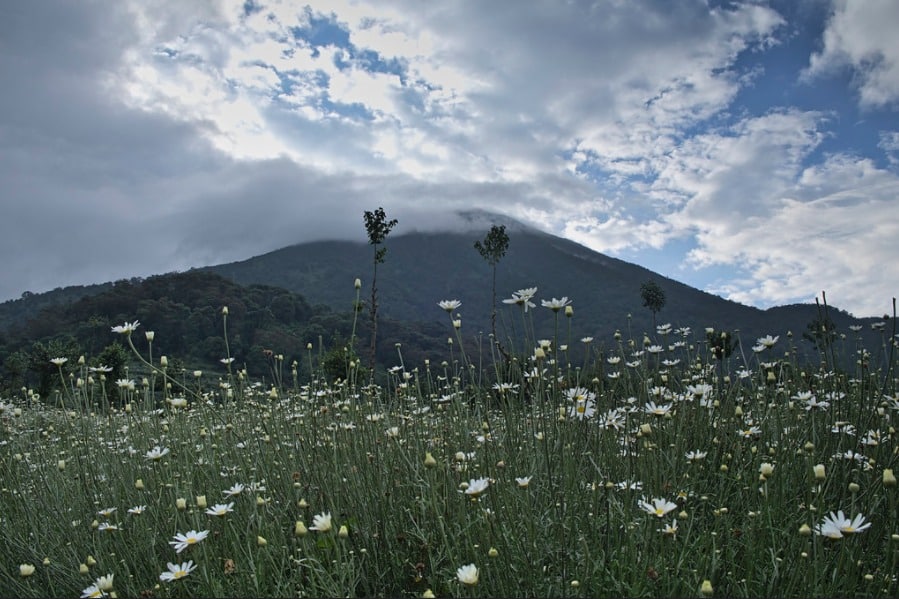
[369,257,378,378]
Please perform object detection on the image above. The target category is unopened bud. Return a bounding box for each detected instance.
[294,521,308,537]
[813,464,826,481]
[424,452,437,468]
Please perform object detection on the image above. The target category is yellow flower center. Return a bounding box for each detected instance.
[174,570,187,579]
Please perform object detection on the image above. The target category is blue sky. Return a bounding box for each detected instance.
[1,0,897,317]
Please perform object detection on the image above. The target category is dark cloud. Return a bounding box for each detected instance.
[0,1,896,316]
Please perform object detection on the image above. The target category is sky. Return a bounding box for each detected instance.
[1,0,898,318]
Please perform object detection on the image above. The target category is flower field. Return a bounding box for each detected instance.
[1,289,897,598]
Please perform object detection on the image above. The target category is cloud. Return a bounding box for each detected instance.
[805,0,899,108]
[659,113,899,317]
[0,0,896,318]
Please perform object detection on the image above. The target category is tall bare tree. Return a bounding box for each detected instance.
[474,224,510,345]
[363,207,398,377]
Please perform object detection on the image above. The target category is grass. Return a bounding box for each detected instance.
[1,289,897,598]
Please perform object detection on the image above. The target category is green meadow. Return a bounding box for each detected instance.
[1,286,897,598]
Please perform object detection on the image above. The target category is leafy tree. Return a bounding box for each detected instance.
[1,350,28,394]
[474,224,510,350]
[94,342,130,404]
[640,280,666,328]
[27,336,82,399]
[363,207,398,376]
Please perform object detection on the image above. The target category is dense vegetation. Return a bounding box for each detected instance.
[0,271,453,399]
[1,279,896,597]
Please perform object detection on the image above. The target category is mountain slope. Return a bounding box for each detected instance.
[204,220,872,360]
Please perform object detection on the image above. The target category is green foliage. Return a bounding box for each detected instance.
[474,224,510,266]
[475,224,511,348]
[363,206,398,263]
[362,206,399,377]
[0,303,896,598]
[0,272,351,392]
[25,336,82,398]
[640,279,666,326]
[93,342,129,399]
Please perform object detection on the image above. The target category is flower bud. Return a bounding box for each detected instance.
[354,278,362,289]
[338,525,349,538]
[884,468,896,487]
[196,495,207,509]
[20,564,35,578]
[294,521,308,537]
[813,464,826,481]
[176,497,187,511]
[700,579,713,597]
[799,523,812,536]
[257,536,267,547]
[424,452,437,468]
[135,479,144,490]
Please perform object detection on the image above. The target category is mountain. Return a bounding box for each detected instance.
[1,211,886,389]
[203,212,880,363]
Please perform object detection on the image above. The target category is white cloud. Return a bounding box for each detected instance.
[656,117,899,316]
[1,0,895,318]
[805,0,899,108]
